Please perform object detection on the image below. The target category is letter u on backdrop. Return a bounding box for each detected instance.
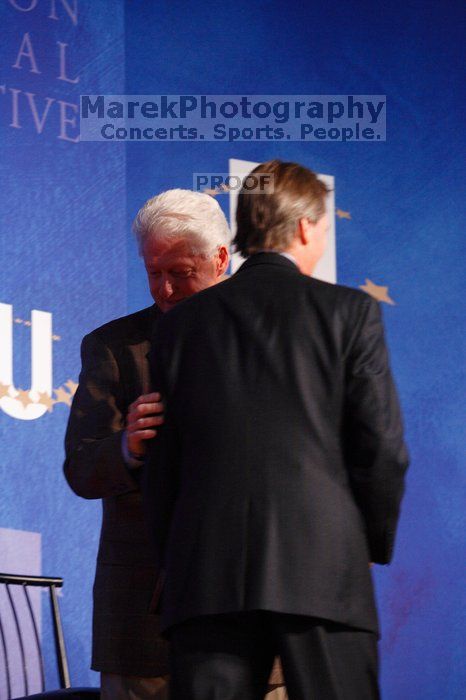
[0,302,52,420]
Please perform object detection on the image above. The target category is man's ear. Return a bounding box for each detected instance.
[297,217,312,245]
[216,245,229,276]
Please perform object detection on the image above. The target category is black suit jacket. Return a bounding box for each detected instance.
[64,304,169,676]
[144,253,409,636]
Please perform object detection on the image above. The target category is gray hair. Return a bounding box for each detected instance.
[132,189,232,256]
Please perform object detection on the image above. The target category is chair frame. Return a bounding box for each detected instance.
[0,573,71,699]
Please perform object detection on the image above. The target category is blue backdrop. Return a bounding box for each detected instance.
[1,0,465,697]
[0,0,126,693]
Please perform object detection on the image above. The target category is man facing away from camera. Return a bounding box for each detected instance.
[63,189,230,699]
[144,160,409,700]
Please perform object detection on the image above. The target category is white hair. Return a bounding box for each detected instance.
[132,189,232,256]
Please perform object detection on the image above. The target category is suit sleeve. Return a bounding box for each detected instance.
[343,296,409,564]
[63,332,138,499]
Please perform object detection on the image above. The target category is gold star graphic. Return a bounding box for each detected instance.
[0,382,11,399]
[15,389,32,408]
[65,379,78,396]
[12,318,62,340]
[359,279,396,305]
[336,209,351,220]
[37,392,55,412]
[204,183,230,197]
[54,386,73,406]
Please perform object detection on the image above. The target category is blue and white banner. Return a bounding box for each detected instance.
[1,1,464,698]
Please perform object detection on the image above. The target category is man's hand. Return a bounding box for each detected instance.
[126,392,165,458]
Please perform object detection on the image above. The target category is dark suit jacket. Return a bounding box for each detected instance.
[64,304,169,676]
[144,253,409,636]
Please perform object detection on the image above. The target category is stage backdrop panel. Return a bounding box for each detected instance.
[1,0,126,690]
[1,1,464,697]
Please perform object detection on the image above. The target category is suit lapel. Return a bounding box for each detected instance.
[138,305,161,394]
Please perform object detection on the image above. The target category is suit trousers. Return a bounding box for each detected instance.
[100,672,169,699]
[168,611,380,700]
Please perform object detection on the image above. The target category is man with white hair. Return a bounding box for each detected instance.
[64,189,230,699]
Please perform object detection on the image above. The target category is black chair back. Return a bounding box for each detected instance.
[0,573,70,698]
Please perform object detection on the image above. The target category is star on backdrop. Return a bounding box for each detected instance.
[359,279,396,305]
[0,382,11,399]
[64,379,78,396]
[204,183,230,196]
[37,392,55,412]
[0,381,78,412]
[10,318,61,340]
[336,209,351,219]
[15,389,32,408]
[54,387,73,406]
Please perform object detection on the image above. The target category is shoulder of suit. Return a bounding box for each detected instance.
[292,274,376,309]
[158,279,231,324]
[83,305,157,344]
[158,276,375,324]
